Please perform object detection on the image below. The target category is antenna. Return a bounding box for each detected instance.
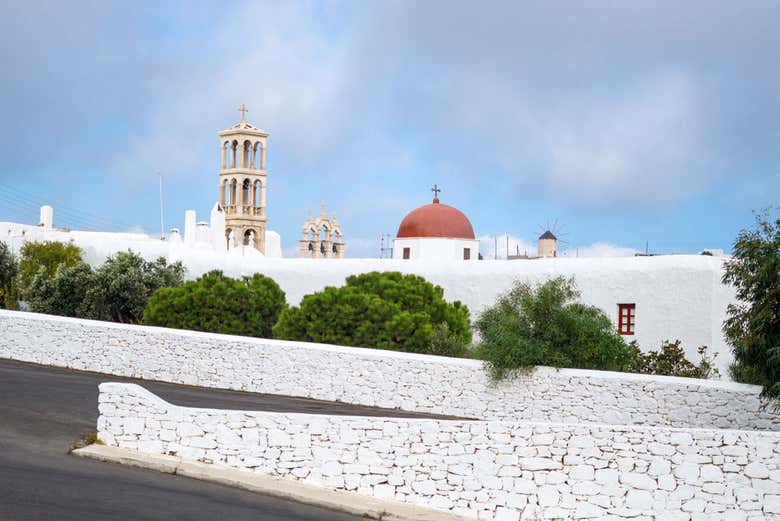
[379,234,394,258]
[158,172,165,240]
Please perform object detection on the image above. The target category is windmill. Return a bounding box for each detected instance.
[535,219,570,258]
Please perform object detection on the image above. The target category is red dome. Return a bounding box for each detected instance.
[396,199,475,239]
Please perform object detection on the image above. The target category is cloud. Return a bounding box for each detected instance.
[536,74,712,207]
[561,243,639,258]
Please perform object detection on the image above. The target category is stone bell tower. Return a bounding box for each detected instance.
[218,104,268,253]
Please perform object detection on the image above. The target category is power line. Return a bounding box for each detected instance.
[0,184,141,232]
[0,191,106,231]
[0,184,136,229]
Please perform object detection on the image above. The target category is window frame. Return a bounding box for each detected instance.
[402,247,411,260]
[617,303,636,336]
[463,247,471,260]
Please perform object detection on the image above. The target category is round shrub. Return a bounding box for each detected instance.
[476,277,635,378]
[272,271,471,356]
[144,270,286,337]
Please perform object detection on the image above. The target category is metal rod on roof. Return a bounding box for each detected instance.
[158,172,165,241]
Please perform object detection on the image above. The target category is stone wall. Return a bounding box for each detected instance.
[2,310,777,431]
[99,382,780,521]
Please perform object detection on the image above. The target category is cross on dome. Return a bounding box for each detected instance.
[431,184,441,203]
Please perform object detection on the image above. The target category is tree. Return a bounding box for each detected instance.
[26,262,94,317]
[475,277,634,379]
[144,270,287,337]
[627,340,719,379]
[722,209,780,397]
[273,271,471,356]
[84,251,185,323]
[18,241,82,297]
[0,241,18,309]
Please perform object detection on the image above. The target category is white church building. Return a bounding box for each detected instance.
[393,192,480,262]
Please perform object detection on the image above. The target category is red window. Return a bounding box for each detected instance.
[617,303,636,335]
[402,247,410,260]
[463,248,471,260]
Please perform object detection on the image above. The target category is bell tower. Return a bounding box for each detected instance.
[218,104,268,253]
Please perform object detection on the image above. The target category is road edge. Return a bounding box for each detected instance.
[73,445,470,521]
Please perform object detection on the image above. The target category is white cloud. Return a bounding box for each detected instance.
[114,3,353,183]
[561,242,639,258]
[538,74,711,207]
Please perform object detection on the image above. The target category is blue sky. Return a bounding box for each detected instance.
[1,1,778,257]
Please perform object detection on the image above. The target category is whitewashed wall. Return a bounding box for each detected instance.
[0,222,734,372]
[392,237,480,261]
[2,311,775,431]
[99,383,780,521]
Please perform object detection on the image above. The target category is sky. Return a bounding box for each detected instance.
[1,1,778,258]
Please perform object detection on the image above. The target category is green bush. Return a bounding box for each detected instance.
[144,270,286,337]
[722,210,780,398]
[273,271,471,356]
[475,277,635,378]
[22,250,184,323]
[627,340,719,379]
[27,262,94,317]
[0,241,18,309]
[84,251,185,323]
[18,241,82,298]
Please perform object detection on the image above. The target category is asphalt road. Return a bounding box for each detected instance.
[0,358,453,521]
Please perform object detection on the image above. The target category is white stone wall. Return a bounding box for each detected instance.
[2,310,777,431]
[99,382,780,521]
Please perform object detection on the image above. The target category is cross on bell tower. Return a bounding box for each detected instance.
[238,104,249,121]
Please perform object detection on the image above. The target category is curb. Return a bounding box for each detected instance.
[73,445,470,521]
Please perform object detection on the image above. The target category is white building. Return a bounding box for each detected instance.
[0,202,282,267]
[393,195,480,261]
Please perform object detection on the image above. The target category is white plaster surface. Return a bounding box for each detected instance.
[1,311,776,431]
[392,237,480,262]
[99,382,780,520]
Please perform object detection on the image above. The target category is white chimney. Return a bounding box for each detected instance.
[39,205,53,229]
[184,210,197,244]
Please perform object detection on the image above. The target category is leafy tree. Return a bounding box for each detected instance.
[27,262,94,317]
[273,271,471,355]
[18,241,82,297]
[627,340,719,379]
[84,251,185,323]
[475,277,634,378]
[144,270,286,337]
[0,241,18,309]
[722,210,780,397]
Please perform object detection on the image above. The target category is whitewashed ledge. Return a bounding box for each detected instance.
[99,382,780,521]
[1,310,778,431]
